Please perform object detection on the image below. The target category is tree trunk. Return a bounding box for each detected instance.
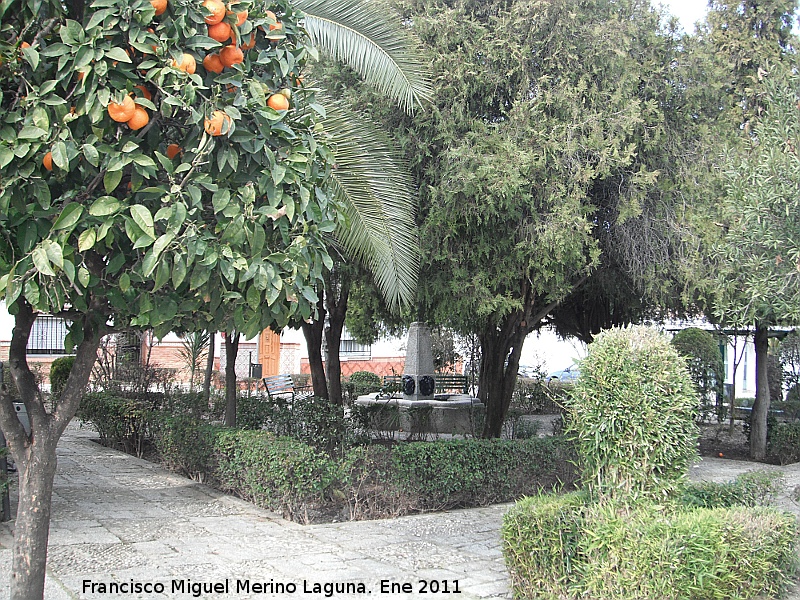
[202,331,215,404]
[224,332,240,427]
[750,322,771,460]
[302,298,328,401]
[10,440,57,600]
[478,320,527,438]
[0,300,103,600]
[325,277,350,406]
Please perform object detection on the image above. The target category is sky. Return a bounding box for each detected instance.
[658,0,709,34]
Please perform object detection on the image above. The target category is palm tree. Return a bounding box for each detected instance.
[291,0,432,402]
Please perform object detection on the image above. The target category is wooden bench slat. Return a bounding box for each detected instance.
[382,374,468,394]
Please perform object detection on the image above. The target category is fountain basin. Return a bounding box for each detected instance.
[354,394,484,436]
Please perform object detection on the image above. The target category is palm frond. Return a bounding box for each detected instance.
[322,101,420,309]
[295,0,432,113]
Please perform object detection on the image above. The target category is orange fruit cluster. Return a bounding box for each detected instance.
[107,91,150,131]
[204,110,232,136]
[200,2,279,74]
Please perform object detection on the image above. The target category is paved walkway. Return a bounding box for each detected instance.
[2,425,800,600]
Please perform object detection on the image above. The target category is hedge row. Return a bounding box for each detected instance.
[503,491,798,600]
[149,415,576,522]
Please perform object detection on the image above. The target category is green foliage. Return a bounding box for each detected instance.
[49,355,76,400]
[576,504,797,600]
[342,370,382,403]
[77,391,157,456]
[502,491,589,600]
[503,497,798,600]
[213,429,337,521]
[0,0,338,346]
[680,470,785,509]
[671,328,724,421]
[781,329,800,391]
[713,67,800,326]
[568,326,698,501]
[768,422,800,465]
[511,377,566,415]
[0,446,8,493]
[151,414,219,479]
[390,437,576,510]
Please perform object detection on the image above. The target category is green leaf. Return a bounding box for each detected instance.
[51,141,69,170]
[0,147,13,168]
[78,228,96,252]
[130,205,155,238]
[17,126,48,140]
[104,170,123,193]
[52,203,84,230]
[90,196,121,216]
[82,144,100,167]
[77,267,90,287]
[32,247,55,276]
[172,255,187,288]
[105,47,132,63]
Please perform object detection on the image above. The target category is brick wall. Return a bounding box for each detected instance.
[300,356,406,377]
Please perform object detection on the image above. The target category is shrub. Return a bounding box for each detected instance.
[236,393,274,431]
[503,491,589,600]
[77,392,158,456]
[0,446,9,493]
[680,470,785,508]
[49,356,76,400]
[391,436,576,510]
[343,371,382,404]
[568,325,698,501]
[671,327,725,421]
[503,497,798,600]
[768,422,800,465]
[213,429,337,522]
[576,504,797,600]
[152,415,219,480]
[511,377,566,415]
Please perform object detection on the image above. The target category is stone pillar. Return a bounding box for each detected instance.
[403,322,436,401]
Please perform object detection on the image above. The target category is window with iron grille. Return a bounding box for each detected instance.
[27,315,70,355]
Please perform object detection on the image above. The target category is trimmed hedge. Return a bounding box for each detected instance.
[769,422,800,465]
[77,392,157,456]
[148,415,575,522]
[391,437,576,509]
[49,355,76,400]
[504,496,798,600]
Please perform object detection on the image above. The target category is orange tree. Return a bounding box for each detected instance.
[0,0,338,595]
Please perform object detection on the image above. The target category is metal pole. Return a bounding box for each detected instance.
[0,362,11,522]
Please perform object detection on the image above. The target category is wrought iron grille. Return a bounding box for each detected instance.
[27,315,70,355]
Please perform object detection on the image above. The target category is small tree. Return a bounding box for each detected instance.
[568,326,698,502]
[0,0,337,595]
[671,327,724,421]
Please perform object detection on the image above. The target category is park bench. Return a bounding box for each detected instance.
[382,374,469,395]
[261,374,312,402]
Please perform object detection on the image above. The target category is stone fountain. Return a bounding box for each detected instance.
[354,322,484,436]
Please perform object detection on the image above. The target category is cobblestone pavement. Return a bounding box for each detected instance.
[2,425,800,600]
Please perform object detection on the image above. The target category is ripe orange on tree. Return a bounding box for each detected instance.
[234,9,248,26]
[219,44,243,67]
[42,151,53,171]
[172,53,197,74]
[207,21,231,43]
[202,0,226,24]
[134,85,152,101]
[108,95,136,122]
[166,144,182,159]
[204,110,232,136]
[267,93,289,111]
[127,106,149,130]
[150,0,167,15]
[203,53,224,73]
[240,32,256,50]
